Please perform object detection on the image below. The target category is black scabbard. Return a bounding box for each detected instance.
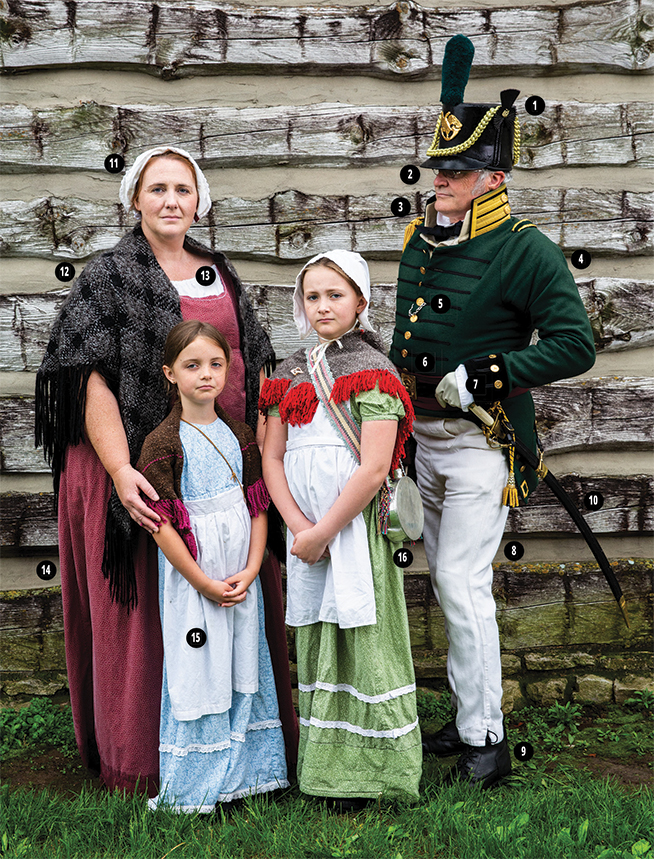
[469,404,630,628]
[511,435,629,628]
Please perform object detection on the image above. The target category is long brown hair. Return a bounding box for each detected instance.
[162,320,231,397]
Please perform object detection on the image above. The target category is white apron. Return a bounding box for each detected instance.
[161,485,259,721]
[284,403,376,629]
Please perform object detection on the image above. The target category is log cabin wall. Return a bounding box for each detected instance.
[1,0,652,705]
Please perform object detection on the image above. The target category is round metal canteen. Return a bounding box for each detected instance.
[385,471,424,543]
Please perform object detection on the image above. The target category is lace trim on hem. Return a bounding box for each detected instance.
[300,715,419,740]
[160,720,282,756]
[298,681,416,704]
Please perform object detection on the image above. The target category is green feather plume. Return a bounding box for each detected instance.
[440,34,475,106]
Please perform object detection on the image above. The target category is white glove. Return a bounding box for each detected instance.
[435,371,461,408]
[435,365,474,411]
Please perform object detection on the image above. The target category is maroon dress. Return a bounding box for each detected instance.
[58,264,297,796]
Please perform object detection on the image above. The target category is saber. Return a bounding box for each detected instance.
[469,403,630,628]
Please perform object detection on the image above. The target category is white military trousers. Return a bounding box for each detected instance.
[414,416,509,747]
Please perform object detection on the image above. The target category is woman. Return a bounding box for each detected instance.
[36,146,297,796]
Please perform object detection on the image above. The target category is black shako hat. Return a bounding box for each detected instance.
[422,34,521,171]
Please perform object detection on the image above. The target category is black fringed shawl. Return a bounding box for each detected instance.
[35,225,274,609]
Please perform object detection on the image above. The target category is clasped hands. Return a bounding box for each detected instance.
[205,569,257,607]
[291,522,331,566]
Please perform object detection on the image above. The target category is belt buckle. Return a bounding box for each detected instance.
[401,372,417,400]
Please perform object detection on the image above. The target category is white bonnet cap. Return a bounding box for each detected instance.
[293,249,375,339]
[119,145,212,219]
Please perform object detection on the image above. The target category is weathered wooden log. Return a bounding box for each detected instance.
[1,190,651,262]
[1,101,651,171]
[0,492,58,549]
[505,474,653,536]
[4,378,652,472]
[533,377,654,454]
[1,0,651,76]
[1,277,650,374]
[2,475,650,549]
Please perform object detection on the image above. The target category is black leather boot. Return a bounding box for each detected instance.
[422,719,467,756]
[446,727,512,789]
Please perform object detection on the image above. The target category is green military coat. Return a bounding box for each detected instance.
[389,185,596,502]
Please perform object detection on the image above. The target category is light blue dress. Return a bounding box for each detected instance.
[149,418,288,813]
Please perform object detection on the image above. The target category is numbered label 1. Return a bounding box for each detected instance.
[186,628,207,648]
[465,374,486,395]
[504,541,525,561]
[104,154,125,174]
[393,548,413,568]
[195,266,217,286]
[525,96,545,116]
[416,353,435,372]
[391,197,411,217]
[514,741,534,762]
[36,561,57,581]
[430,295,451,314]
[400,165,421,185]
[584,491,604,511]
[54,262,76,282]
[571,249,592,270]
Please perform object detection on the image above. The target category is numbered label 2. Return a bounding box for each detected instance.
[393,548,413,568]
[400,165,421,185]
[186,628,207,648]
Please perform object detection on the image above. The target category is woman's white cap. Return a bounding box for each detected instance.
[293,250,375,339]
[119,145,212,219]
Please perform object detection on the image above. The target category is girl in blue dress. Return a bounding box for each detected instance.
[137,320,288,812]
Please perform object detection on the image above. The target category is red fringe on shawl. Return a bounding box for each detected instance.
[279,382,319,427]
[247,477,271,517]
[259,377,291,413]
[144,498,198,560]
[330,369,415,473]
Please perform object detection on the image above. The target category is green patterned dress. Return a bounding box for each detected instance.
[273,387,422,801]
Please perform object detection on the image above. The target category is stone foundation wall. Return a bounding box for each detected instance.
[2,560,651,707]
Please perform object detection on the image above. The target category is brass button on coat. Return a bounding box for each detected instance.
[420,267,426,274]
[404,331,412,340]
[401,349,408,358]
[490,364,500,373]
[494,380,503,389]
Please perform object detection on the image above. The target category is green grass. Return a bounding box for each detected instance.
[1,773,652,859]
[1,694,652,858]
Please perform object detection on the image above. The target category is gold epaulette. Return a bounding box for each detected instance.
[469,185,512,238]
[403,217,424,251]
[512,219,536,232]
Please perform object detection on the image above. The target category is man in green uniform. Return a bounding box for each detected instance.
[389,35,596,788]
